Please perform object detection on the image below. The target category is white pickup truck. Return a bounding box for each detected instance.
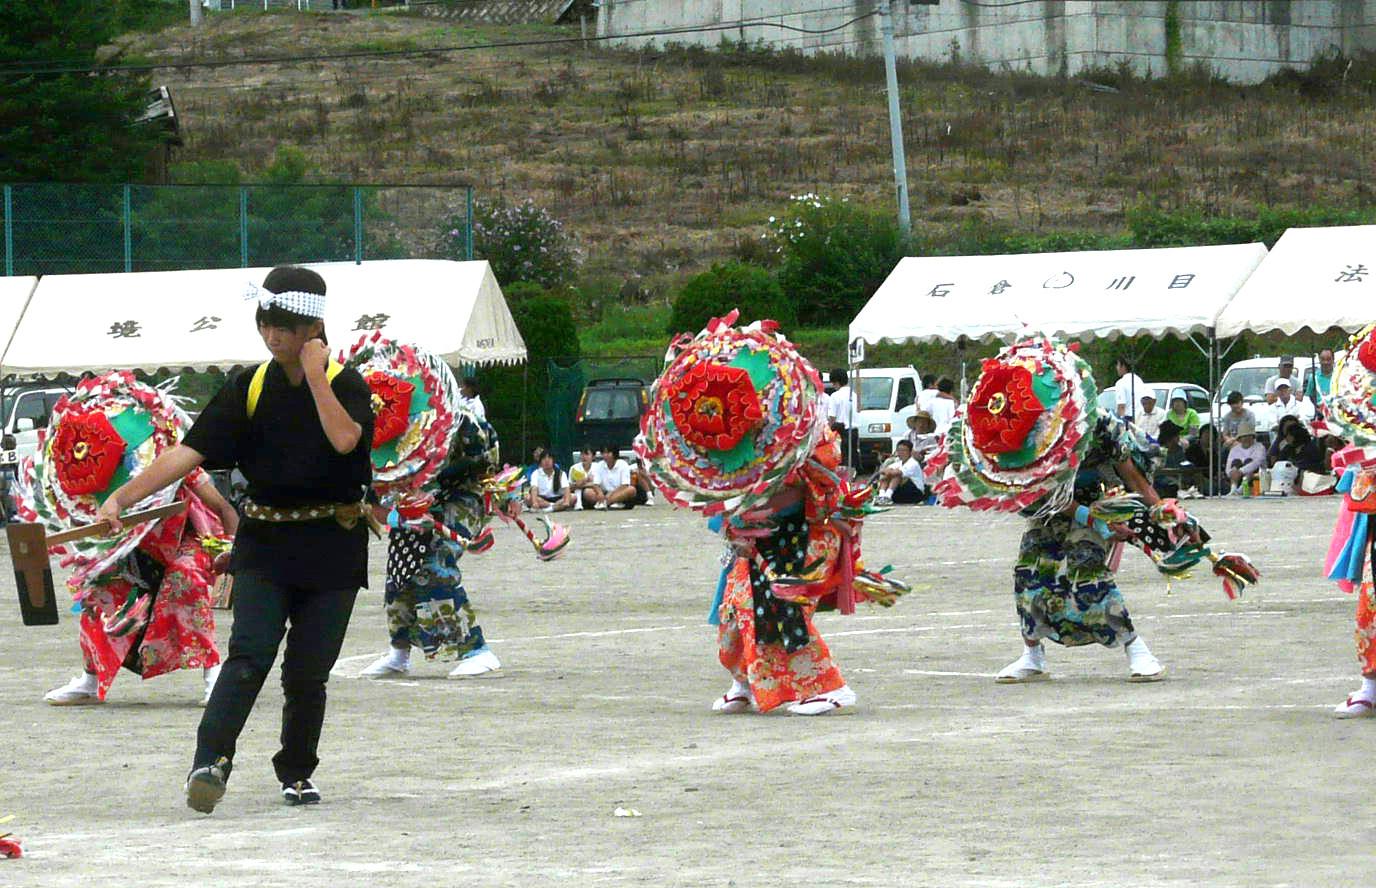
[849,366,923,469]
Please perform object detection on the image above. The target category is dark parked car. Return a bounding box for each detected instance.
[574,377,648,457]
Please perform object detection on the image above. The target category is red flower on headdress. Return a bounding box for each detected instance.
[365,371,415,446]
[667,361,764,452]
[966,362,1045,454]
[51,411,124,495]
[1357,328,1376,373]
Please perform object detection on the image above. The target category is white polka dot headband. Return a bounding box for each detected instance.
[245,282,326,319]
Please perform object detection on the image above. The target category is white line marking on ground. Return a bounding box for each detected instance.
[902,669,993,677]
[829,623,980,637]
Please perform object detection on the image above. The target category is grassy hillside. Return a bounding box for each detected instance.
[119,9,1376,374]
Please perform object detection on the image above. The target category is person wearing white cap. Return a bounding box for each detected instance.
[97,265,377,814]
[1271,377,1314,423]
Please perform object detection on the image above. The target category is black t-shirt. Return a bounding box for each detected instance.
[184,361,375,590]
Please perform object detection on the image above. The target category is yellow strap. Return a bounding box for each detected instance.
[247,359,345,419]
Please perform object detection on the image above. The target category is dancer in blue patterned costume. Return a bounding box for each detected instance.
[360,408,505,678]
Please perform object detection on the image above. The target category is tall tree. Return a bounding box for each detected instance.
[0,0,162,182]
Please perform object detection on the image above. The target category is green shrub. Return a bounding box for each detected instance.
[668,261,793,335]
[766,194,906,327]
[437,198,581,289]
[1127,204,1376,249]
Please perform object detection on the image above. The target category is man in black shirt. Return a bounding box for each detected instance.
[97,266,375,814]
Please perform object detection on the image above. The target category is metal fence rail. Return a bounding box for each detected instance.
[1,183,473,277]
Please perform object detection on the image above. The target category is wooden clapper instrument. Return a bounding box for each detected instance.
[8,502,186,626]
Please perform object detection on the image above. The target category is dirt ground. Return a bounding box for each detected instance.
[0,496,1368,887]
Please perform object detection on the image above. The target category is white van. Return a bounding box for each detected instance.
[1212,356,1316,435]
[850,366,923,468]
[0,386,71,517]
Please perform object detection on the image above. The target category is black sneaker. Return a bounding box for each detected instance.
[281,779,321,806]
[185,757,231,814]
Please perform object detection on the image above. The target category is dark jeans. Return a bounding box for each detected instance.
[194,572,358,784]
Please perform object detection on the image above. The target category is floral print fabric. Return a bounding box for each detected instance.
[1014,513,1135,648]
[77,485,222,700]
[384,527,485,660]
[717,559,844,713]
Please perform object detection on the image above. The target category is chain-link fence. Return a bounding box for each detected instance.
[1,183,472,277]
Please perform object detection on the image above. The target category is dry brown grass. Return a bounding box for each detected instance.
[123,12,1376,289]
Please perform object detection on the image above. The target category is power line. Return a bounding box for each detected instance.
[0,11,879,78]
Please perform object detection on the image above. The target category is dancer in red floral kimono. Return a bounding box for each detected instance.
[637,312,906,715]
[15,372,238,706]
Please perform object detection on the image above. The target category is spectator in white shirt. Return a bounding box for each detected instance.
[874,440,926,505]
[1225,432,1267,495]
[1113,357,1147,420]
[916,374,939,415]
[905,412,940,463]
[458,377,486,420]
[568,447,598,510]
[525,451,573,511]
[928,377,958,435]
[1271,378,1314,423]
[827,368,859,469]
[587,446,638,510]
[1136,393,1167,440]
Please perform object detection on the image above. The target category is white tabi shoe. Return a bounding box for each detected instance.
[359,651,412,678]
[786,684,857,715]
[201,664,221,707]
[1333,693,1376,719]
[1125,637,1166,682]
[995,645,1049,683]
[44,674,102,706]
[710,680,754,714]
[449,646,500,678]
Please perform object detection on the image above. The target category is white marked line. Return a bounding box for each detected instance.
[830,623,979,637]
[902,669,992,678]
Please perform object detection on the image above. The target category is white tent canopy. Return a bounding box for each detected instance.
[849,243,1268,346]
[0,259,526,377]
[1216,225,1376,338]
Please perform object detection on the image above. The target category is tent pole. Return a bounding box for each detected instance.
[1209,328,1218,497]
[521,363,529,462]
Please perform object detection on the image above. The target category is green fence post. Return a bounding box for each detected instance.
[353,187,363,264]
[3,185,11,277]
[122,185,132,273]
[465,186,474,261]
[239,187,249,267]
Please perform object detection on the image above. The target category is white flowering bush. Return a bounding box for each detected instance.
[762,192,905,326]
[437,198,581,289]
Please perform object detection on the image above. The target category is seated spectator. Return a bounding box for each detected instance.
[1152,421,1186,498]
[1321,432,1348,474]
[874,440,927,505]
[525,450,573,512]
[1218,391,1255,453]
[1182,425,1218,496]
[1271,378,1314,423]
[905,411,940,463]
[1137,394,1167,440]
[458,377,486,420]
[1226,431,1267,496]
[929,377,958,435]
[1269,415,1302,466]
[1164,396,1201,439]
[1279,423,1325,475]
[630,437,656,507]
[568,446,598,510]
[587,445,638,510]
[523,445,548,486]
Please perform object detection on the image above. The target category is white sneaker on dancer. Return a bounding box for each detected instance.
[201,664,221,707]
[786,684,857,715]
[44,673,101,706]
[995,644,1048,683]
[448,646,500,677]
[710,680,753,713]
[1334,678,1376,718]
[359,648,412,678]
[1125,637,1165,682]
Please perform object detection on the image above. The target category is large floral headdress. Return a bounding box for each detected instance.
[1328,323,1376,448]
[342,333,462,499]
[931,336,1098,515]
[13,372,189,583]
[635,310,827,516]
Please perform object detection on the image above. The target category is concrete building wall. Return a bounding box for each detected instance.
[596,0,1376,84]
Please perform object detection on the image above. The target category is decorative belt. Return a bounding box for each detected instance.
[243,499,382,537]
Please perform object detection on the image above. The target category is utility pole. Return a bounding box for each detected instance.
[878,0,911,235]
[189,0,203,26]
